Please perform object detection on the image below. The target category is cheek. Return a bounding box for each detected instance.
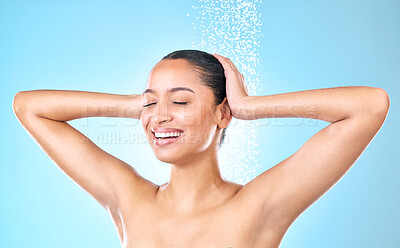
[141,118,145,128]
[180,109,212,132]
[141,113,151,129]
[193,108,217,134]
[199,105,217,127]
[180,108,197,126]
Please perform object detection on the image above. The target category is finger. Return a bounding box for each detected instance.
[217,54,239,71]
[225,57,239,72]
[213,54,234,72]
[216,54,239,71]
[214,54,249,94]
[213,54,239,74]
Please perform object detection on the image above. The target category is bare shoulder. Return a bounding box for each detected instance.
[228,179,266,215]
[231,171,290,235]
[114,165,159,208]
[107,165,159,242]
[233,177,269,205]
[227,181,244,193]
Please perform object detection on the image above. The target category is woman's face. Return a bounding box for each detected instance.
[141,59,222,164]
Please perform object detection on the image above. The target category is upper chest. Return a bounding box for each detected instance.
[117,197,279,248]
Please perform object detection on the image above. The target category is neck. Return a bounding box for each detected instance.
[157,146,233,213]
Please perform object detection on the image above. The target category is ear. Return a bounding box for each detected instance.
[216,97,232,129]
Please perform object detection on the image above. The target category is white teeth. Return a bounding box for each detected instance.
[155,132,182,138]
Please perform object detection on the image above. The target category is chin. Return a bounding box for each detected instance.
[152,142,201,165]
[153,150,186,164]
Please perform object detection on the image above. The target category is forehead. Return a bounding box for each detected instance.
[145,59,204,92]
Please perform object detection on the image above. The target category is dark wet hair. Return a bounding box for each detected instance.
[161,49,228,148]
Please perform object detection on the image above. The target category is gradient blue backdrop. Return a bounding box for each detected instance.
[1,0,399,247]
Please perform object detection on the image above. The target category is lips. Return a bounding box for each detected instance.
[151,127,184,139]
[151,127,184,133]
[150,127,184,146]
[152,131,183,146]
[153,135,182,146]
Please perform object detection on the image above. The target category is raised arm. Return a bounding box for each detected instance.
[12,90,150,213]
[242,87,389,233]
[213,54,390,236]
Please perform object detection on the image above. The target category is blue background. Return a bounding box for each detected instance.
[1,0,399,247]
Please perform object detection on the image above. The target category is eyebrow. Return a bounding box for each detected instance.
[143,87,196,95]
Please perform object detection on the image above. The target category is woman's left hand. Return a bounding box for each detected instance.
[212,53,251,119]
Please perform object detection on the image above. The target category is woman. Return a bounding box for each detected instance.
[13,50,390,248]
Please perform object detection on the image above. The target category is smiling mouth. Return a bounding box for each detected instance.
[152,131,183,139]
[152,131,184,146]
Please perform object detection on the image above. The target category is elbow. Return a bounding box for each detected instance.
[13,91,24,115]
[368,87,390,120]
[13,91,30,117]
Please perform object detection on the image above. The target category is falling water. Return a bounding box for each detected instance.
[188,0,263,184]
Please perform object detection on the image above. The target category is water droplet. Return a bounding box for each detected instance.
[191,0,263,184]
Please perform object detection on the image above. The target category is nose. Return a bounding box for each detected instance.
[151,103,172,124]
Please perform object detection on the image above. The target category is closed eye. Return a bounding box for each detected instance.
[143,103,156,107]
[143,102,187,107]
